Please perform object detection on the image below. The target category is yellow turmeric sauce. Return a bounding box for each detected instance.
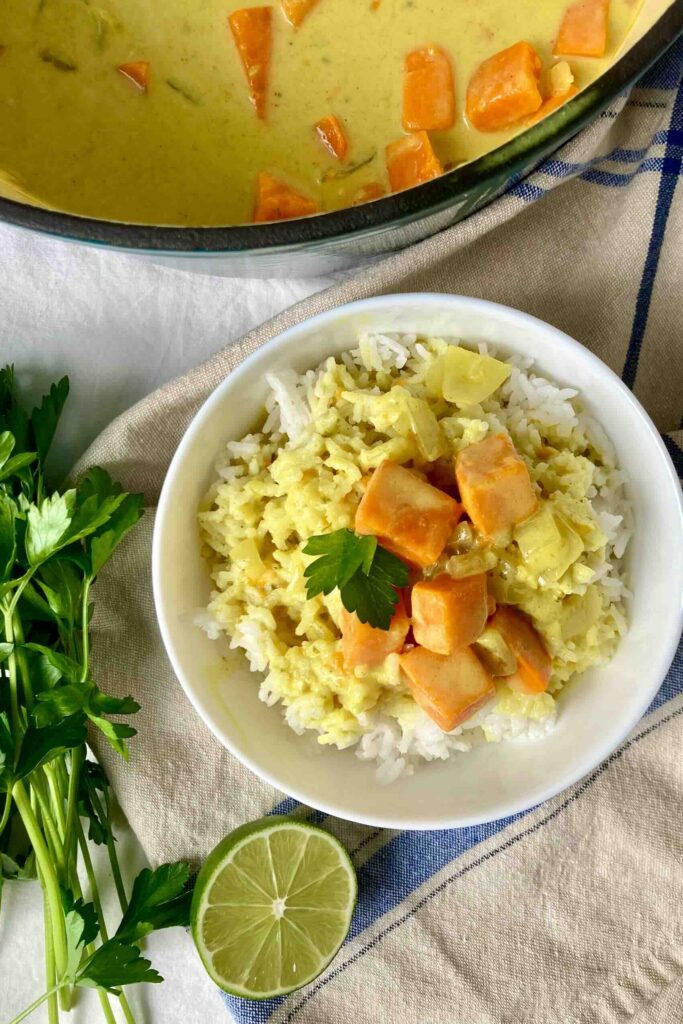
[0,0,641,225]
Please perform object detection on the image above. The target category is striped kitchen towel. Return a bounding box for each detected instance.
[79,34,683,1024]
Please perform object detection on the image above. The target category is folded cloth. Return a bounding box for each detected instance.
[77,39,683,1024]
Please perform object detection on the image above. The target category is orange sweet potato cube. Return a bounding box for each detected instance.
[490,605,551,694]
[355,460,462,568]
[399,646,495,731]
[281,0,319,26]
[117,61,150,91]
[229,7,272,120]
[411,573,488,654]
[385,131,444,192]
[466,41,543,132]
[554,0,609,58]
[253,172,317,222]
[341,593,410,670]
[402,44,455,132]
[455,433,538,538]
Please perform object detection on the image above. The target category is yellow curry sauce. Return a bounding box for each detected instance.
[0,0,641,225]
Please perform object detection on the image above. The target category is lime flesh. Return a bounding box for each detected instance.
[191,816,357,1000]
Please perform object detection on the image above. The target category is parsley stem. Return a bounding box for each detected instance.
[107,829,128,913]
[11,612,34,708]
[95,985,118,1024]
[45,764,67,836]
[94,784,128,913]
[76,820,139,1024]
[7,984,64,1024]
[7,567,37,619]
[31,779,66,876]
[77,817,108,934]
[41,882,60,1024]
[80,578,91,678]
[12,781,68,985]
[63,746,84,881]
[0,786,12,836]
[3,609,21,736]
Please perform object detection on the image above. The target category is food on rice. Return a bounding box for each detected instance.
[197,333,631,781]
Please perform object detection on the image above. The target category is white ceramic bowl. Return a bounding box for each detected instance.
[152,294,683,829]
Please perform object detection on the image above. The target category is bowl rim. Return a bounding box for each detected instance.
[2,8,682,255]
[152,293,683,829]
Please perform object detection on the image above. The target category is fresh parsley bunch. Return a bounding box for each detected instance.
[303,528,409,629]
[0,368,192,1024]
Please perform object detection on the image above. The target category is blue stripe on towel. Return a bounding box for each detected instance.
[622,80,683,389]
[663,435,683,476]
[508,136,681,203]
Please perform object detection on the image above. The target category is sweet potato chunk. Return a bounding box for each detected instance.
[253,172,317,222]
[351,182,386,205]
[400,646,495,732]
[385,131,444,192]
[412,574,488,655]
[281,0,320,27]
[117,61,150,92]
[554,0,609,58]
[315,115,349,160]
[466,41,543,132]
[341,593,409,670]
[403,44,455,132]
[490,605,551,694]
[229,6,272,119]
[355,460,462,568]
[455,433,538,538]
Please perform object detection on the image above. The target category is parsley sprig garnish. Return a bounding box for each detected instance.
[303,529,409,630]
[0,366,192,1024]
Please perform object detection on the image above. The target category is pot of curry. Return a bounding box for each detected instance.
[0,0,680,273]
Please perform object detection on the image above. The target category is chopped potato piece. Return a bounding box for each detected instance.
[385,131,443,192]
[412,573,488,654]
[554,0,609,58]
[426,346,511,406]
[560,586,602,640]
[548,60,576,96]
[341,593,409,670]
[514,504,584,583]
[527,62,578,125]
[490,605,551,694]
[466,41,543,132]
[355,460,462,568]
[400,646,495,731]
[444,549,498,578]
[230,538,266,583]
[455,433,538,538]
[474,626,517,676]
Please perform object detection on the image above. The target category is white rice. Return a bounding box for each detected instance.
[198,331,632,782]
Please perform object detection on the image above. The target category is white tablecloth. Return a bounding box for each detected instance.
[0,219,334,1023]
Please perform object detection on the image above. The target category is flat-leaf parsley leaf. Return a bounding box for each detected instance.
[303,529,408,630]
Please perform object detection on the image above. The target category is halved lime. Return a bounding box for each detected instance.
[191,816,357,1000]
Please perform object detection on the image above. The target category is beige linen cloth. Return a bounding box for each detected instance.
[77,47,683,1024]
